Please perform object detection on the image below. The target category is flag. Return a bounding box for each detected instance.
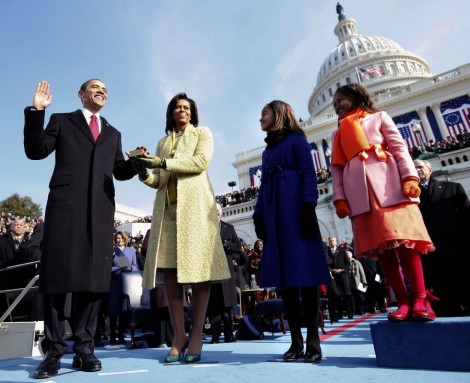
[442,105,470,138]
[393,112,427,150]
[310,142,321,171]
[396,123,424,149]
[442,109,470,137]
[440,96,470,137]
[249,166,262,187]
[359,67,382,77]
[441,96,470,112]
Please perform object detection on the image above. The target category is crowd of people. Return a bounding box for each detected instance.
[216,168,332,206]
[216,186,260,207]
[409,130,470,159]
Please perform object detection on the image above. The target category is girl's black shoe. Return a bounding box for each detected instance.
[304,351,322,363]
[283,348,304,362]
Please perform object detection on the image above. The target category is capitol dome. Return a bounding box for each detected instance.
[308,4,433,117]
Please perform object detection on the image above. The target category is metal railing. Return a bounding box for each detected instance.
[0,261,40,323]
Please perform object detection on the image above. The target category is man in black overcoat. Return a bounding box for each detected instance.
[414,159,470,316]
[24,80,136,378]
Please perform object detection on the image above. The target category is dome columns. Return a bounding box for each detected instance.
[315,139,328,169]
[416,107,436,143]
[430,103,451,139]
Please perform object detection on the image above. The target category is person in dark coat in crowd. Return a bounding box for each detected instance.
[234,239,248,290]
[414,159,470,316]
[345,250,367,315]
[25,221,43,263]
[23,79,136,379]
[253,100,331,363]
[0,218,33,285]
[25,220,44,321]
[246,239,263,287]
[140,229,174,349]
[206,203,241,343]
[108,231,139,345]
[326,236,354,320]
[0,218,36,320]
[360,257,387,314]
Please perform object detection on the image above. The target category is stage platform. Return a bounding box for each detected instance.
[1,311,469,383]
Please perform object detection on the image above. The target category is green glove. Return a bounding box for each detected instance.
[129,158,150,178]
[133,154,166,169]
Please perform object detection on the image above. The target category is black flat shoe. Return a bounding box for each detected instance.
[72,353,102,372]
[283,349,304,362]
[304,351,322,363]
[33,349,62,379]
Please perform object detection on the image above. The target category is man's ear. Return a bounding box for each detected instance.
[78,90,83,103]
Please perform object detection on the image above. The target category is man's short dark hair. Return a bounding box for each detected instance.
[79,78,104,92]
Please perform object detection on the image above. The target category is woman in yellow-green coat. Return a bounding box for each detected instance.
[131,93,230,364]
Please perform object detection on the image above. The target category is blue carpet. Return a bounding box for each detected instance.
[1,312,469,383]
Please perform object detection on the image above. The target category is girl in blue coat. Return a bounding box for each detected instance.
[253,100,332,363]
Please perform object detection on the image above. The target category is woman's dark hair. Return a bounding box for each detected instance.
[334,84,380,114]
[264,100,306,138]
[165,92,199,134]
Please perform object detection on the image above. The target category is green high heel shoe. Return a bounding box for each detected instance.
[164,353,181,364]
[164,341,189,364]
[184,354,201,364]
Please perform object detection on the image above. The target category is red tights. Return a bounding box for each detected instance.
[377,246,426,313]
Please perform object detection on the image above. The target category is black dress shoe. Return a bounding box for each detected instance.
[283,348,304,362]
[209,339,219,344]
[224,337,236,343]
[72,354,102,372]
[33,349,62,379]
[304,351,322,363]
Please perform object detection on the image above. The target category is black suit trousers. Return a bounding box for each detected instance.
[42,292,101,356]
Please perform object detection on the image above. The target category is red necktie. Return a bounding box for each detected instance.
[90,115,100,142]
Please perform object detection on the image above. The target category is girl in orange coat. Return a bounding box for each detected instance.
[330,84,436,322]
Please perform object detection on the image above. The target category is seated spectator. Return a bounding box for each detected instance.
[108,231,139,345]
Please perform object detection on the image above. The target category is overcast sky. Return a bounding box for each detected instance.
[2,0,470,215]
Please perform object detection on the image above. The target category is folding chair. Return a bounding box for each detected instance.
[121,271,155,349]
